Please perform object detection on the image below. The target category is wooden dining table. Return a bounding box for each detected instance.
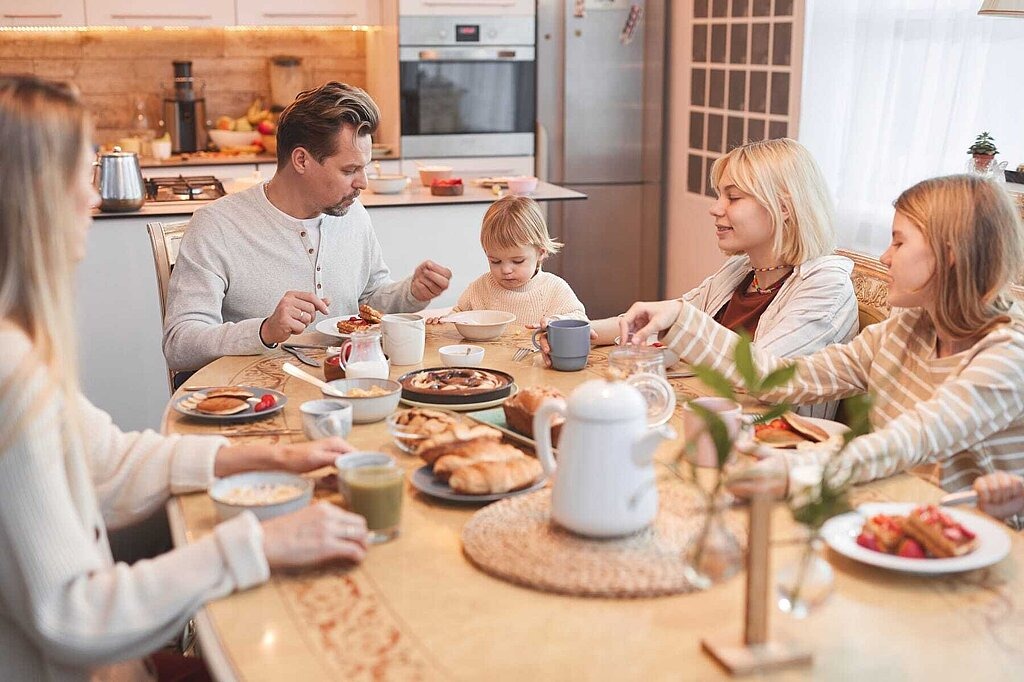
[164,324,1024,681]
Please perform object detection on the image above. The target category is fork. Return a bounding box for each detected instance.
[513,346,538,362]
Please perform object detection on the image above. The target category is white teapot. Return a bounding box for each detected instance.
[533,378,677,538]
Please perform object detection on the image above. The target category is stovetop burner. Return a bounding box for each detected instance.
[146,175,226,203]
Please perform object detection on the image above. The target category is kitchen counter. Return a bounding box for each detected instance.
[140,153,277,168]
[91,181,585,219]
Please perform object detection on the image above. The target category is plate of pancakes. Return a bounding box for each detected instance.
[315,304,384,339]
[172,386,288,422]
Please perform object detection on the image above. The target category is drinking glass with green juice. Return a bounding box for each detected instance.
[343,465,404,543]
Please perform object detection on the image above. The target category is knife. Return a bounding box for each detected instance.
[939,490,978,507]
[283,343,333,350]
[282,345,321,367]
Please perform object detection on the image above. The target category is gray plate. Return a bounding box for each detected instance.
[172,387,287,423]
[409,464,547,504]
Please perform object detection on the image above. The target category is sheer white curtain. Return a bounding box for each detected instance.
[799,0,1024,254]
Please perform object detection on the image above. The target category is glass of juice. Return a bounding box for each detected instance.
[343,465,404,543]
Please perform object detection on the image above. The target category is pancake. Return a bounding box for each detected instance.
[204,386,255,400]
[196,396,250,415]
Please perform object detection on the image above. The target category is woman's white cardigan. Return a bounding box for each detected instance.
[0,329,269,681]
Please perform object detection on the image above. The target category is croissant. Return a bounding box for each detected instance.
[433,442,524,481]
[416,424,503,465]
[448,456,543,495]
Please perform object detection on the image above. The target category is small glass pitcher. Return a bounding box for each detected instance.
[337,329,390,380]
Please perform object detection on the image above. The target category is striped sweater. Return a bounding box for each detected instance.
[664,303,1024,491]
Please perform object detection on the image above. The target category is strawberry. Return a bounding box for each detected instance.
[897,538,926,559]
[254,394,276,412]
[856,531,881,552]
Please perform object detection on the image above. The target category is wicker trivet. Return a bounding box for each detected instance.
[462,485,747,598]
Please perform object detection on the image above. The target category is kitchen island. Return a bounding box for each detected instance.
[81,181,585,431]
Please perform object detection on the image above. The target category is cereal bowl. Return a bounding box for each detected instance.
[451,310,517,341]
[507,175,539,195]
[418,165,453,186]
[323,378,402,423]
[439,344,485,367]
[209,471,312,522]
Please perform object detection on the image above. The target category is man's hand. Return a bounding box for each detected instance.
[260,291,330,346]
[410,260,452,302]
[618,300,684,347]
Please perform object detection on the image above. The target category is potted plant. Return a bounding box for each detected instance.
[968,132,998,171]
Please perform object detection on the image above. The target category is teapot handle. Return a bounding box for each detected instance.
[532,398,565,477]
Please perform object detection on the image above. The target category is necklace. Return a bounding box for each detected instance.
[751,264,790,272]
[749,268,791,294]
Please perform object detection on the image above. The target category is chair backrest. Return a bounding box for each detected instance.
[837,248,890,330]
[147,220,189,393]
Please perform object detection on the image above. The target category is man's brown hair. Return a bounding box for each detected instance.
[276,81,380,167]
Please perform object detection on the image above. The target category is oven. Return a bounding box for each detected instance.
[399,15,536,158]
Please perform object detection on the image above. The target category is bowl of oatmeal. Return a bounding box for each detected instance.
[323,378,402,423]
[208,471,313,521]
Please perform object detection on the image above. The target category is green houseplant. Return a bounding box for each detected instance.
[968,132,999,170]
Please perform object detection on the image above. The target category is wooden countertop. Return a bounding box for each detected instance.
[162,327,1024,681]
[91,182,586,220]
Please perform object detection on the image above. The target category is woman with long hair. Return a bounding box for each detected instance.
[621,174,1024,495]
[541,138,858,418]
[0,75,370,680]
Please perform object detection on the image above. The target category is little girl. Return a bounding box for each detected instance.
[434,195,587,326]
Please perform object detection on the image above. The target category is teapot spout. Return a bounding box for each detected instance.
[632,424,677,467]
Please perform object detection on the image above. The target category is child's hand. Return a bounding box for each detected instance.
[426,316,444,325]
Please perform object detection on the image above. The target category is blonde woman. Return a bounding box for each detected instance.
[431,195,586,326]
[541,138,857,418]
[0,75,371,680]
[622,175,1024,496]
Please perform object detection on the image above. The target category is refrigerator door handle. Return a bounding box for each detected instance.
[536,122,549,183]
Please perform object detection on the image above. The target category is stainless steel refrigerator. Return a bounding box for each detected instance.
[537,0,667,319]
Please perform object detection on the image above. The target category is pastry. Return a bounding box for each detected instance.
[502,386,564,441]
[904,505,978,558]
[203,386,255,400]
[433,442,525,481]
[859,513,907,553]
[336,316,376,334]
[416,424,503,465]
[448,456,543,495]
[403,368,508,394]
[359,303,383,324]
[394,408,461,436]
[754,412,829,448]
[195,396,249,415]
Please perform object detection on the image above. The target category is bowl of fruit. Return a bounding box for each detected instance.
[209,99,276,152]
[430,177,464,196]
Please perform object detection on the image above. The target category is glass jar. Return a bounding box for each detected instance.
[608,345,666,379]
[339,330,389,380]
[776,535,834,618]
[683,498,743,590]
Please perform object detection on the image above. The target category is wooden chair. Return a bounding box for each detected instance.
[147,220,189,393]
[836,248,890,330]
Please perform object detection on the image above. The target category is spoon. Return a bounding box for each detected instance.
[282,361,346,397]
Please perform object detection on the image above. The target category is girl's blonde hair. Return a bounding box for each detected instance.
[894,175,1024,339]
[480,195,562,256]
[0,75,89,448]
[710,138,835,264]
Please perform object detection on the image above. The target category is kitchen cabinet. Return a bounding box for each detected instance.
[85,0,234,26]
[0,0,85,26]
[398,0,534,17]
[236,0,378,26]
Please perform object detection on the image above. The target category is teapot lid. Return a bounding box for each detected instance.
[99,146,139,158]
[567,378,646,421]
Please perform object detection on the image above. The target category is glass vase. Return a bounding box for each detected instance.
[683,498,743,590]
[776,535,833,618]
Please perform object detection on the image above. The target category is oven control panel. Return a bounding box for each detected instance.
[399,15,534,47]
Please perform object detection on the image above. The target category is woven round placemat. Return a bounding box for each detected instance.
[462,485,747,598]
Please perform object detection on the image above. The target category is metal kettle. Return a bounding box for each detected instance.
[93,147,145,212]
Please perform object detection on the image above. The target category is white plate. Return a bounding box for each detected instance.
[821,502,1011,574]
[400,384,519,412]
[735,415,849,460]
[409,464,546,503]
[172,387,287,423]
[315,314,380,339]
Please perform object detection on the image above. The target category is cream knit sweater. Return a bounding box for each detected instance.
[451,270,587,326]
[0,327,269,681]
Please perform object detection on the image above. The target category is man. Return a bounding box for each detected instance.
[163,82,451,371]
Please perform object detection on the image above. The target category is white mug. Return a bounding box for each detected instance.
[381,313,425,366]
[682,397,744,468]
[300,399,353,439]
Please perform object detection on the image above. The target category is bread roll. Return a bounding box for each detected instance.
[448,457,543,495]
[502,386,564,441]
[433,442,524,481]
[416,424,503,465]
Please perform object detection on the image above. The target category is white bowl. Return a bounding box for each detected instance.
[334,452,397,497]
[368,174,410,194]
[208,471,312,522]
[439,344,485,367]
[323,378,402,423]
[208,129,261,149]
[418,165,453,187]
[450,310,517,341]
[507,175,539,195]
